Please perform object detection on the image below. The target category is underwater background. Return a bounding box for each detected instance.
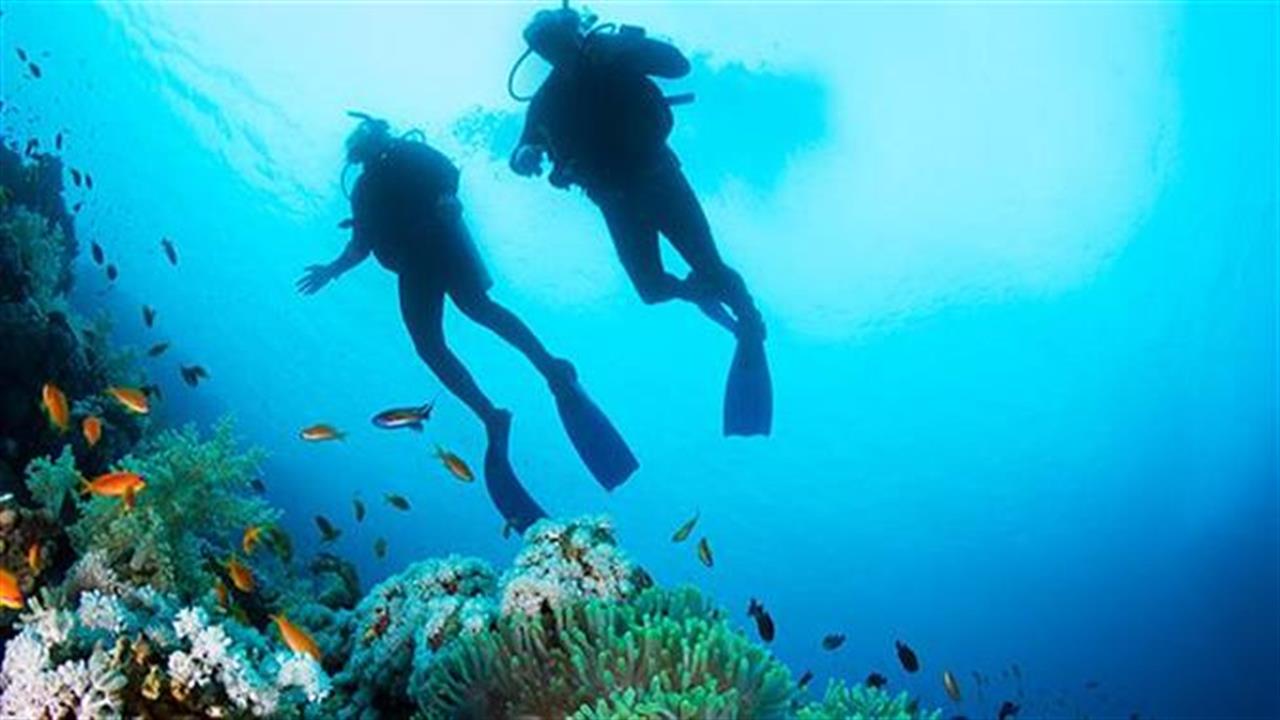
[0,1,1276,717]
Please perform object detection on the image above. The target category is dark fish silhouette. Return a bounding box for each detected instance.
[24,138,37,156]
[865,672,887,689]
[161,238,178,265]
[821,633,845,651]
[943,670,962,701]
[353,498,365,522]
[337,218,354,229]
[373,537,387,559]
[72,201,83,213]
[384,493,410,511]
[314,515,341,543]
[55,132,63,150]
[696,537,714,568]
[16,48,27,62]
[371,400,435,431]
[997,701,1019,720]
[746,598,774,643]
[84,173,93,190]
[895,640,919,673]
[146,342,170,357]
[70,168,82,186]
[250,478,266,493]
[797,670,814,689]
[90,242,104,265]
[671,510,698,543]
[28,63,41,79]
[180,365,209,387]
[142,305,157,327]
[105,264,118,282]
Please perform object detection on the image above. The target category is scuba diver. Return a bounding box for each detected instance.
[299,113,637,532]
[508,7,773,436]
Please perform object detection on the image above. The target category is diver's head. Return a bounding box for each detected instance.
[523,8,583,66]
[344,112,392,165]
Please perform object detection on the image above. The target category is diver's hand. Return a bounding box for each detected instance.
[297,263,336,295]
[510,144,545,177]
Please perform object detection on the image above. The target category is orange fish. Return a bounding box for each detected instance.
[299,424,344,442]
[214,579,229,610]
[82,471,146,498]
[242,525,263,555]
[106,386,149,414]
[0,569,24,610]
[435,446,474,483]
[82,415,102,447]
[226,557,254,593]
[41,382,69,432]
[25,543,40,574]
[272,614,321,661]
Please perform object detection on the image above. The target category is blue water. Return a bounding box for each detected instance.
[2,2,1276,716]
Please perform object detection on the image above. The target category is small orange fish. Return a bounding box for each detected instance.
[41,382,69,432]
[226,557,254,593]
[214,579,229,610]
[82,415,102,447]
[242,526,263,555]
[272,614,321,661]
[299,424,344,442]
[106,386,149,414]
[435,446,474,482]
[26,543,40,574]
[0,569,24,610]
[82,471,146,498]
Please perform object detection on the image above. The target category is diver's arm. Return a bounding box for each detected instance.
[297,235,370,295]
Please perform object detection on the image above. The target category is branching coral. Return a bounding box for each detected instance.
[500,515,638,617]
[795,681,942,720]
[411,587,796,720]
[0,207,71,314]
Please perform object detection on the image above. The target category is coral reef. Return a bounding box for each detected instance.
[795,681,942,720]
[500,515,640,617]
[412,586,796,720]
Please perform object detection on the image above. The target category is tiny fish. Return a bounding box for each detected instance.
[943,670,962,701]
[272,614,321,661]
[146,342,170,357]
[90,241,104,265]
[671,510,698,543]
[69,168,82,186]
[55,132,62,150]
[106,386,150,414]
[26,542,40,574]
[16,48,27,62]
[373,537,388,559]
[250,477,266,493]
[822,633,846,651]
[314,515,341,543]
[746,598,774,643]
[23,138,37,156]
[242,525,263,555]
[226,557,254,593]
[0,569,24,610]
[267,527,293,563]
[338,217,354,230]
[214,579,229,610]
[105,263,118,281]
[895,640,920,673]
[384,493,410,511]
[301,424,344,442]
[41,381,69,432]
[353,498,365,522]
[28,62,41,79]
[82,471,146,498]
[997,701,1020,720]
[865,672,887,689]
[82,415,102,447]
[435,446,474,482]
[72,201,83,213]
[161,237,178,265]
[797,670,814,689]
[142,305,156,327]
[696,537,714,568]
[371,399,436,431]
[180,364,209,387]
[84,173,93,189]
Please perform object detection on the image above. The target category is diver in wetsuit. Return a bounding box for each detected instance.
[509,9,772,436]
[299,114,636,531]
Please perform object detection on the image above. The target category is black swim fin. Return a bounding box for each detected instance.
[483,412,547,534]
[553,378,639,491]
[724,338,773,436]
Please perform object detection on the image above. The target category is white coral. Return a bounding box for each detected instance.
[166,606,280,715]
[78,590,125,634]
[275,652,331,703]
[499,516,635,617]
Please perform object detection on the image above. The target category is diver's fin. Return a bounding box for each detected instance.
[483,412,547,534]
[552,379,639,491]
[724,338,773,437]
[409,422,423,433]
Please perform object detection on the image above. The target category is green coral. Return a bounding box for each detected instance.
[410,587,795,720]
[24,419,278,599]
[0,207,71,313]
[795,681,941,720]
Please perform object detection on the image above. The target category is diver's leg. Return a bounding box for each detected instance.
[398,274,501,427]
[450,288,575,388]
[652,169,765,340]
[597,193,685,306]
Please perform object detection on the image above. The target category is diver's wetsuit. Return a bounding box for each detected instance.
[351,138,564,427]
[516,32,762,334]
